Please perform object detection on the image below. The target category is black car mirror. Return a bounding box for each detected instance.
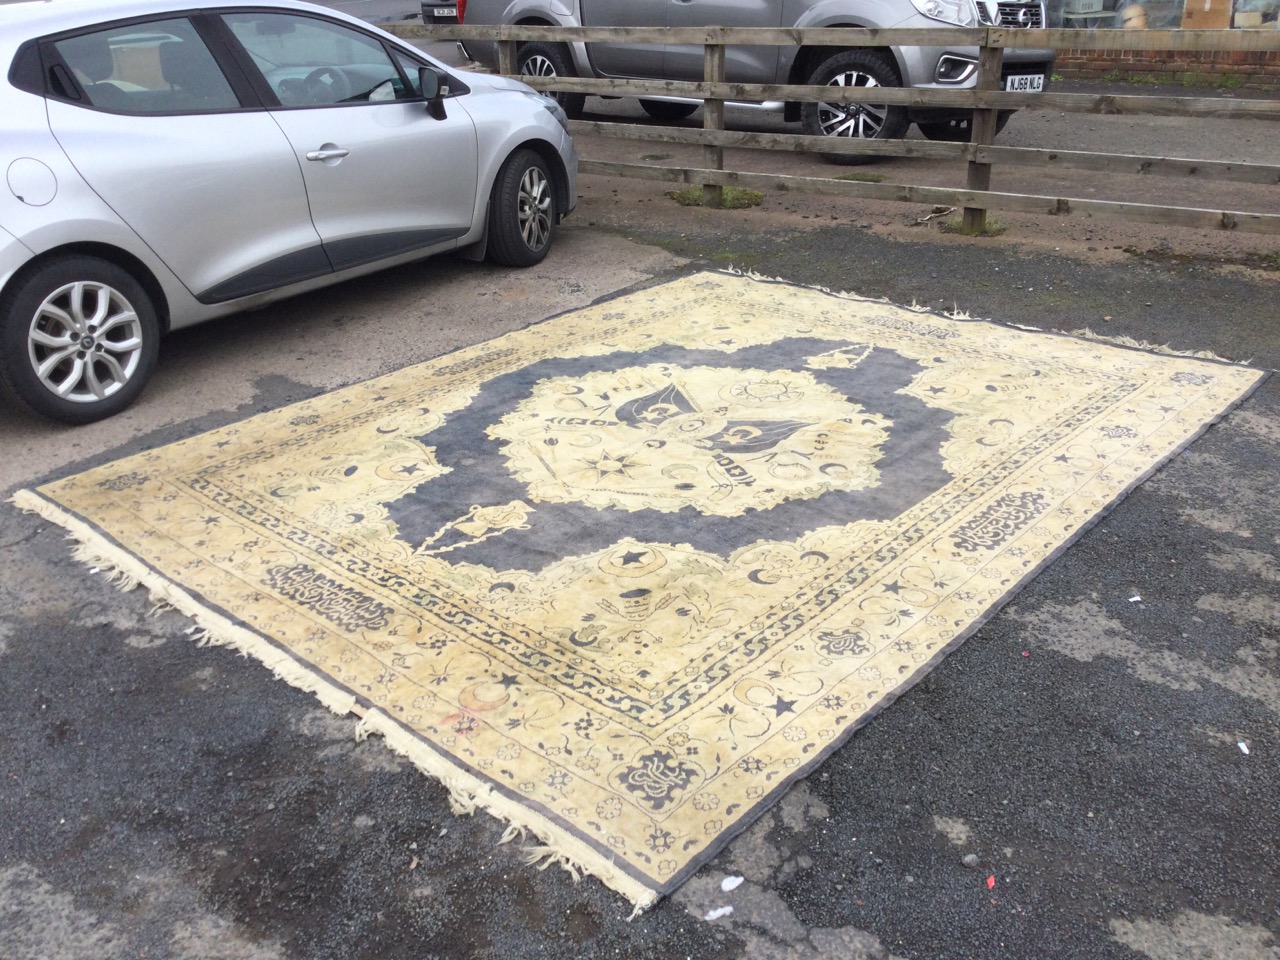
[418,66,447,119]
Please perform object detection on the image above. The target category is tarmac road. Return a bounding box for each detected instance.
[1,89,1278,959]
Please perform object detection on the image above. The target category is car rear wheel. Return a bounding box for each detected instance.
[917,111,1013,142]
[487,149,557,268]
[639,100,698,122]
[0,255,160,425]
[801,49,909,166]
[517,42,586,120]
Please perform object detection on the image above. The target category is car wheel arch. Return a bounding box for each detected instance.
[790,39,904,86]
[468,137,571,259]
[490,138,572,222]
[5,242,172,335]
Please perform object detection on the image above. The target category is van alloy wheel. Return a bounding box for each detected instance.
[801,49,909,166]
[516,42,586,119]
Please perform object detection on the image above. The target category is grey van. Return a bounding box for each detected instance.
[427,0,1053,156]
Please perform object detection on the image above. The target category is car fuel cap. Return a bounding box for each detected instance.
[8,158,57,207]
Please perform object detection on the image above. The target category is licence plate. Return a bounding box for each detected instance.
[1005,74,1045,93]
[433,6,457,14]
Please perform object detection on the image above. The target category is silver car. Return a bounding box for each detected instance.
[0,0,578,424]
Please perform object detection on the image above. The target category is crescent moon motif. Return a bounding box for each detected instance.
[458,682,509,713]
[733,678,775,707]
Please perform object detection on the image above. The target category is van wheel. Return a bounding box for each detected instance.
[917,111,1013,142]
[517,42,586,119]
[488,149,556,267]
[801,49,908,165]
[0,255,159,424]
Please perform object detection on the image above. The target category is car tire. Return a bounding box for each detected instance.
[487,149,557,268]
[517,42,586,120]
[0,256,160,425]
[917,111,1013,142]
[801,49,908,166]
[639,100,698,122]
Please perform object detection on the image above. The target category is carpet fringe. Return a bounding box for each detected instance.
[354,706,658,912]
[1066,327,1247,364]
[10,489,660,915]
[718,265,900,307]
[522,846,583,881]
[719,269,1253,366]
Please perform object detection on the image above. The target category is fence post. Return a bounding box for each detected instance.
[497,38,517,76]
[962,33,1004,235]
[703,37,726,208]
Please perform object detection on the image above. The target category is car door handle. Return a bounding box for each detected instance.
[306,147,350,161]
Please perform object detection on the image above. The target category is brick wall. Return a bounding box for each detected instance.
[1055,48,1280,88]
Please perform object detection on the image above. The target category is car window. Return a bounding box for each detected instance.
[392,49,424,97]
[51,18,240,114]
[221,13,410,107]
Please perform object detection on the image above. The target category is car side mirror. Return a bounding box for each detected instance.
[418,66,447,119]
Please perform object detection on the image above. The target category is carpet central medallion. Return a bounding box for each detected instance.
[16,272,1266,910]
[385,336,955,572]
[492,361,892,516]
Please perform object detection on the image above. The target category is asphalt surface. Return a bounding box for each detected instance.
[2,81,1279,960]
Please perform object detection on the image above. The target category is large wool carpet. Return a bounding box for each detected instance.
[15,271,1266,909]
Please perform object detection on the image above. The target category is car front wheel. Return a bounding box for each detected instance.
[517,42,586,120]
[0,256,160,425]
[487,149,557,268]
[801,49,909,165]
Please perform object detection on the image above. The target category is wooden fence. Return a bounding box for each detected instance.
[390,23,1280,235]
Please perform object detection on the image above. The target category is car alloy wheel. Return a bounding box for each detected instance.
[488,148,557,267]
[517,164,552,252]
[0,256,160,424]
[817,72,888,138]
[801,49,909,165]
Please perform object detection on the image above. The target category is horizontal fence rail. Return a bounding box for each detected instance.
[404,23,1280,52]
[392,23,1280,235]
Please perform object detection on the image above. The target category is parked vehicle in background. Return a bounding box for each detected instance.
[1,0,577,424]
[423,0,1053,155]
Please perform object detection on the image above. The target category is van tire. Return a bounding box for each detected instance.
[801,49,908,165]
[517,42,586,119]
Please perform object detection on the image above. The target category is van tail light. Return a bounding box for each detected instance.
[456,0,467,21]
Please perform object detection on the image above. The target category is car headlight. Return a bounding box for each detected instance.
[910,0,979,26]
[527,92,570,132]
